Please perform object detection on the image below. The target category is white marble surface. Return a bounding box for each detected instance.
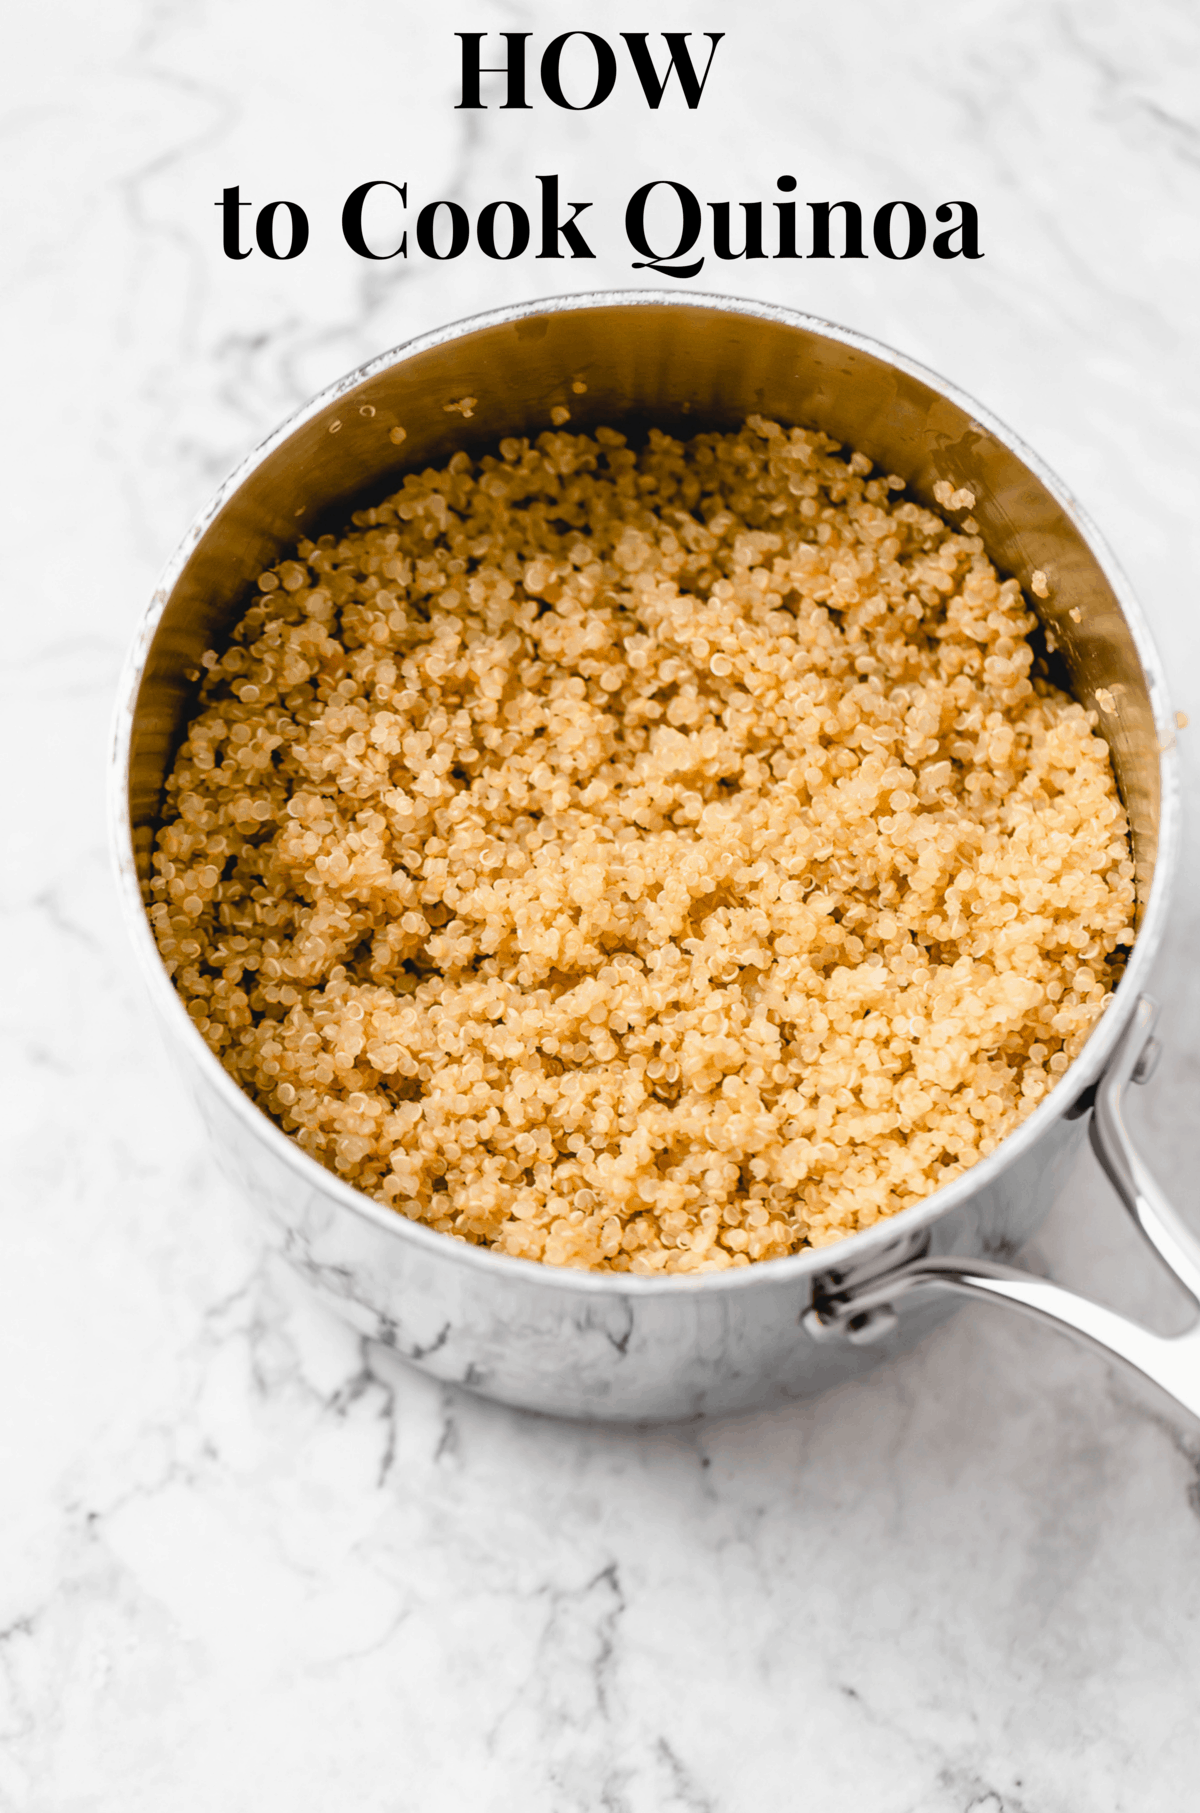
[6,2,1200,1806]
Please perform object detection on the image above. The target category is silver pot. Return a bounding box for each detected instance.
[112,291,1198,1423]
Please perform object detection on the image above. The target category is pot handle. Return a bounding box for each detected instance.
[804,996,1200,1422]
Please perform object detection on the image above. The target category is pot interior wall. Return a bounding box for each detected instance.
[127,300,1161,906]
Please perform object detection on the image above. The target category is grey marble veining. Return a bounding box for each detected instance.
[5,2,1200,1807]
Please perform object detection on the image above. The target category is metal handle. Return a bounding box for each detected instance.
[805,996,1200,1421]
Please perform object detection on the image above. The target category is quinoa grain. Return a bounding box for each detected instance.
[149,417,1135,1272]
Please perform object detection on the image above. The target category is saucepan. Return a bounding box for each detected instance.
[111,291,1197,1423]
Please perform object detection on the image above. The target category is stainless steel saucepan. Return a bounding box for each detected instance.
[111,291,1197,1423]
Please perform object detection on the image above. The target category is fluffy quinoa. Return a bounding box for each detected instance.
[147,416,1136,1272]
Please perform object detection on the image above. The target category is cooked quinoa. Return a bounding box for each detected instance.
[148,416,1136,1272]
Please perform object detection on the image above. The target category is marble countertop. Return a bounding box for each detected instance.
[6,2,1200,1806]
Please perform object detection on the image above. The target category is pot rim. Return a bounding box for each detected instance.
[110,287,1182,1299]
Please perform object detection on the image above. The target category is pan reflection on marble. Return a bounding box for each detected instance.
[112,291,1198,1424]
